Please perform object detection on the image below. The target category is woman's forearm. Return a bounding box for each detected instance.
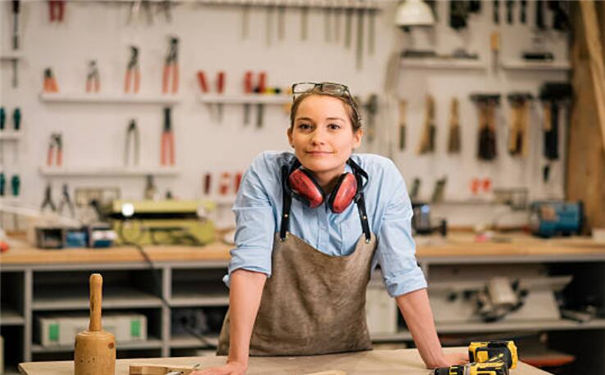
[395,288,447,368]
[227,269,267,366]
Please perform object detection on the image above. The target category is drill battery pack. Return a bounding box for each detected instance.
[469,340,518,369]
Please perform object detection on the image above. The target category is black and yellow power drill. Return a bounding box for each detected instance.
[434,340,518,375]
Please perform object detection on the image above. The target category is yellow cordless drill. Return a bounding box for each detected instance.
[434,340,518,375]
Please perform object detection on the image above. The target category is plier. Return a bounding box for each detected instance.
[48,0,65,23]
[161,107,175,166]
[124,46,140,94]
[41,184,56,212]
[124,119,140,166]
[43,68,59,93]
[47,132,62,166]
[86,60,100,93]
[162,36,179,94]
[57,183,75,217]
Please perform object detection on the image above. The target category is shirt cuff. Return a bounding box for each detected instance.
[222,247,272,288]
[383,266,427,297]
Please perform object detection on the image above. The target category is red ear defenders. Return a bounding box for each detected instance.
[285,158,366,214]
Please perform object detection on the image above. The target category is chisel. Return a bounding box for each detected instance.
[398,99,407,150]
[356,6,364,70]
[447,98,461,153]
[344,6,353,48]
[301,5,309,40]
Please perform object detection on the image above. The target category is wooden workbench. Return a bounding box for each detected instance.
[1,232,604,266]
[18,348,551,375]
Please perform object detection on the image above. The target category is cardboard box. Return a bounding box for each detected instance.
[36,312,147,347]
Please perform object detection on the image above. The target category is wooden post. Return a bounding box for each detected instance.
[580,0,605,151]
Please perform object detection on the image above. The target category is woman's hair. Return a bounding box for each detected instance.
[289,87,362,132]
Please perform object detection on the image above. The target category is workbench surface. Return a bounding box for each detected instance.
[1,232,604,266]
[18,349,551,375]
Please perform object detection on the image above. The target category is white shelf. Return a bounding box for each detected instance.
[0,52,22,61]
[33,287,163,310]
[0,197,21,204]
[204,195,236,205]
[401,58,487,70]
[198,94,291,105]
[170,333,218,349]
[171,285,229,307]
[31,337,162,353]
[39,92,182,105]
[0,308,24,325]
[38,166,180,177]
[373,319,605,342]
[501,60,571,71]
[0,132,22,141]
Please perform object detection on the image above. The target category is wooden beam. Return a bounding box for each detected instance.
[580,0,605,152]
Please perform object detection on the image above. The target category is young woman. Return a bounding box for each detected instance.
[196,83,467,375]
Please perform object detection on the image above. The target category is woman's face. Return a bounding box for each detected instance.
[288,95,362,183]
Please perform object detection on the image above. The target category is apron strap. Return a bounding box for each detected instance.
[280,164,292,241]
[356,193,372,243]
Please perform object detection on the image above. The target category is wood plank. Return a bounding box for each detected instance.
[18,348,552,375]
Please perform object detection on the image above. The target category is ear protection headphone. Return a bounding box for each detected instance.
[283,158,367,214]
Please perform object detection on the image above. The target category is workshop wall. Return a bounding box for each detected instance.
[0,1,570,230]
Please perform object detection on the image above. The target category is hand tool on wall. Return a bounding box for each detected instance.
[235,172,243,192]
[49,0,65,23]
[344,5,352,48]
[255,72,266,128]
[161,107,175,166]
[300,5,309,40]
[447,98,461,153]
[535,0,545,30]
[490,31,500,73]
[162,37,179,94]
[334,5,342,42]
[505,0,513,24]
[410,177,421,201]
[243,71,253,125]
[57,183,75,217]
[74,273,116,375]
[219,172,231,195]
[277,4,286,41]
[12,107,21,131]
[431,177,447,203]
[507,92,533,157]
[124,119,140,166]
[266,3,274,46]
[216,71,226,122]
[471,94,500,161]
[144,174,157,199]
[548,1,569,31]
[0,173,5,196]
[539,82,571,161]
[197,70,216,120]
[43,68,59,93]
[47,133,63,166]
[11,175,19,196]
[241,3,250,40]
[398,99,407,151]
[449,0,469,30]
[355,6,365,70]
[203,173,212,195]
[86,60,100,93]
[0,107,5,131]
[124,46,140,94]
[519,0,527,23]
[492,0,499,24]
[41,184,56,212]
[417,95,436,154]
[128,0,153,25]
[12,0,20,49]
[367,4,375,55]
[365,94,378,143]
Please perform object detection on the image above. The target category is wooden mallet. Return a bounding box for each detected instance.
[74,273,116,375]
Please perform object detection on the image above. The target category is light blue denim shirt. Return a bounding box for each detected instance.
[223,151,427,297]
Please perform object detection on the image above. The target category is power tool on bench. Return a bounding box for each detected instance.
[434,340,518,375]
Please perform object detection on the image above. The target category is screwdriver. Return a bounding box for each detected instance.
[216,71,225,122]
[12,1,20,50]
[0,107,5,131]
[255,72,266,128]
[243,71,253,125]
[13,108,21,131]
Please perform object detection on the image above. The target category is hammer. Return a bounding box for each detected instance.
[74,273,116,375]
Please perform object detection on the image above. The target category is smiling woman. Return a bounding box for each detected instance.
[195,82,468,375]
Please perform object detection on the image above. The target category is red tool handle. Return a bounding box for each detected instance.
[234,172,243,192]
[244,71,253,94]
[217,71,225,94]
[257,72,266,94]
[197,71,208,93]
[204,173,212,195]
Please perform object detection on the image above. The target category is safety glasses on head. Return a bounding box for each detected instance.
[291,82,360,124]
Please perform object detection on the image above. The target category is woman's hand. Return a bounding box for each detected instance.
[433,352,469,368]
[192,361,247,375]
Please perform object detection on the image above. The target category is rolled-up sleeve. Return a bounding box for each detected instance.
[375,169,427,297]
[223,155,277,287]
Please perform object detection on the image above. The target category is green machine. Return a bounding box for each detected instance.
[110,200,216,246]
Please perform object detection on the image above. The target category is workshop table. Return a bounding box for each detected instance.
[18,349,551,375]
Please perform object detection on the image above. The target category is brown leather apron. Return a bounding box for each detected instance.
[217,232,377,356]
